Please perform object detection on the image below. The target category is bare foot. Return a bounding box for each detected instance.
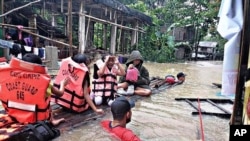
[51,118,65,126]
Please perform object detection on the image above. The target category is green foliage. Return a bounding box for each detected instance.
[125,0,224,62]
[93,23,103,48]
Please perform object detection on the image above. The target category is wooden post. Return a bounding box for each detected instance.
[110,11,117,54]
[131,21,138,48]
[51,1,56,45]
[85,9,92,48]
[102,24,107,49]
[51,16,55,26]
[78,1,86,53]
[125,32,129,53]
[61,0,64,13]
[28,14,38,47]
[42,0,45,17]
[136,21,139,50]
[64,16,67,36]
[121,30,125,53]
[1,0,8,58]
[117,18,123,52]
[67,0,73,56]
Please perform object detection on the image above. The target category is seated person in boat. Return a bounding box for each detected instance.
[101,96,141,141]
[118,50,152,96]
[165,72,186,85]
[51,53,104,114]
[91,54,126,106]
[0,53,69,126]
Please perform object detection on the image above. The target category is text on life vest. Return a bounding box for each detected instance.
[10,71,40,79]
[62,69,79,81]
[3,71,41,101]
[6,81,38,95]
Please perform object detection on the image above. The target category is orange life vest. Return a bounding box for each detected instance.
[0,57,51,124]
[92,65,118,97]
[51,57,89,113]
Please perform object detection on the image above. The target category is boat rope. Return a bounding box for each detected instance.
[198,98,205,141]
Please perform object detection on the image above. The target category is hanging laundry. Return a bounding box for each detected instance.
[23,36,33,47]
[21,45,33,57]
[0,39,14,49]
[38,47,45,59]
[16,25,23,40]
[34,47,39,56]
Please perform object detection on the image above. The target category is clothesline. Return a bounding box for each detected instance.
[0,39,45,59]
[0,39,14,49]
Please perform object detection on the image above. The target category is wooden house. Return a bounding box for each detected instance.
[0,0,152,61]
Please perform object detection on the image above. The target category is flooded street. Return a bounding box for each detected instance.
[54,61,231,141]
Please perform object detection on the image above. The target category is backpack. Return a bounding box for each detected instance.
[8,120,60,141]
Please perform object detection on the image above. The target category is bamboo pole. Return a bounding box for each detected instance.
[0,23,36,30]
[117,17,123,52]
[42,0,45,17]
[61,0,64,13]
[102,24,107,49]
[110,11,117,54]
[1,14,66,48]
[56,12,146,33]
[0,0,41,17]
[80,12,145,33]
[131,22,137,47]
[85,9,92,48]
[136,21,139,49]
[78,1,86,53]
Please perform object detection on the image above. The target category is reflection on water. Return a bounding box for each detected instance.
[55,61,229,141]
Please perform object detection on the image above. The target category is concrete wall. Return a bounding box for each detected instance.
[45,46,59,69]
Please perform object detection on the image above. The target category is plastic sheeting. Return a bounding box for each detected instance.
[217,0,243,96]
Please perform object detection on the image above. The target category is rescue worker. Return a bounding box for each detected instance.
[165,72,186,85]
[52,53,104,114]
[92,55,126,106]
[176,72,186,84]
[0,53,69,126]
[101,96,141,141]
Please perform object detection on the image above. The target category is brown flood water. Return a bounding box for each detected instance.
[53,61,230,141]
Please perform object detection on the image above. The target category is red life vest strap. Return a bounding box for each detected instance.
[52,84,87,109]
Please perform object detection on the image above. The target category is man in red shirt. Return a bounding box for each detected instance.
[101,96,141,141]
